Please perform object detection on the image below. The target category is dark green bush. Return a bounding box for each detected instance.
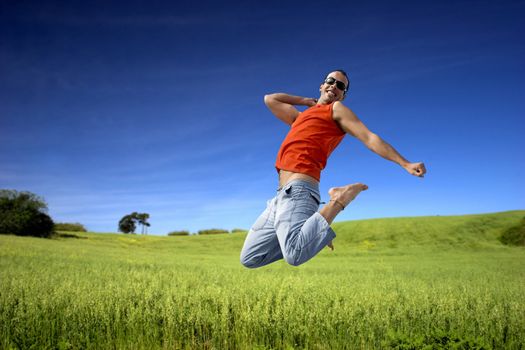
[168,230,190,236]
[198,228,229,235]
[499,218,525,246]
[54,222,87,232]
[231,228,246,233]
[0,190,55,238]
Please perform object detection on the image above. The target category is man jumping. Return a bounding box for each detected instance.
[240,70,426,268]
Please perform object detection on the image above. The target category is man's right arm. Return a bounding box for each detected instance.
[333,101,426,177]
[264,93,317,126]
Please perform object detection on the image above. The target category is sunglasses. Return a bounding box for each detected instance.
[324,77,347,92]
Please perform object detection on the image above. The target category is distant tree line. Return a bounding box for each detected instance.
[167,230,190,236]
[198,228,230,235]
[55,222,87,232]
[167,228,246,236]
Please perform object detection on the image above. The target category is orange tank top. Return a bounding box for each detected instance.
[275,103,345,181]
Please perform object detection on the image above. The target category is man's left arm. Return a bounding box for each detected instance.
[333,102,426,177]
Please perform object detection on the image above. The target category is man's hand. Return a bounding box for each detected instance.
[303,98,318,107]
[327,240,334,251]
[404,162,426,177]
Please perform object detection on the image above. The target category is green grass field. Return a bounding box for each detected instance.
[1,211,524,349]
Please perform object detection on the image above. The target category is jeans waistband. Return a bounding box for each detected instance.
[277,179,320,193]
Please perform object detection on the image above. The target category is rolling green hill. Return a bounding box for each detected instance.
[47,209,525,256]
[38,209,522,244]
[332,210,525,249]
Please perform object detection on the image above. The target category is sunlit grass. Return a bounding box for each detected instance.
[1,211,524,349]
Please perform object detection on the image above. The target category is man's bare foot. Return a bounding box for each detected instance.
[328,183,368,209]
[320,183,368,229]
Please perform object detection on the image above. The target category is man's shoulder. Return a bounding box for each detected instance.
[332,101,350,120]
[332,101,348,109]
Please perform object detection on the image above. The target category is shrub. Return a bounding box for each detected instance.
[55,222,87,232]
[198,228,229,235]
[499,218,525,246]
[0,190,55,238]
[231,228,247,233]
[168,230,190,236]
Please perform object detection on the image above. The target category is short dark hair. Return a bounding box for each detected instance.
[325,69,350,94]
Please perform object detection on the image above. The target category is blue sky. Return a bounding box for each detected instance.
[1,0,524,234]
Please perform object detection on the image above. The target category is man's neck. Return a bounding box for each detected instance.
[317,96,336,105]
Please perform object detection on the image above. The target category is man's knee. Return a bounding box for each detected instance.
[240,253,260,269]
[283,251,304,267]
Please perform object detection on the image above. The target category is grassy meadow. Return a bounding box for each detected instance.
[1,210,524,349]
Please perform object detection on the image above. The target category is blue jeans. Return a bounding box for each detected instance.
[240,180,336,268]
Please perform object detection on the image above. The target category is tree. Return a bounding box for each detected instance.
[118,212,150,234]
[0,190,55,238]
[118,214,136,234]
[136,213,150,235]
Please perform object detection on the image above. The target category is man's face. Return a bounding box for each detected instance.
[319,71,348,103]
